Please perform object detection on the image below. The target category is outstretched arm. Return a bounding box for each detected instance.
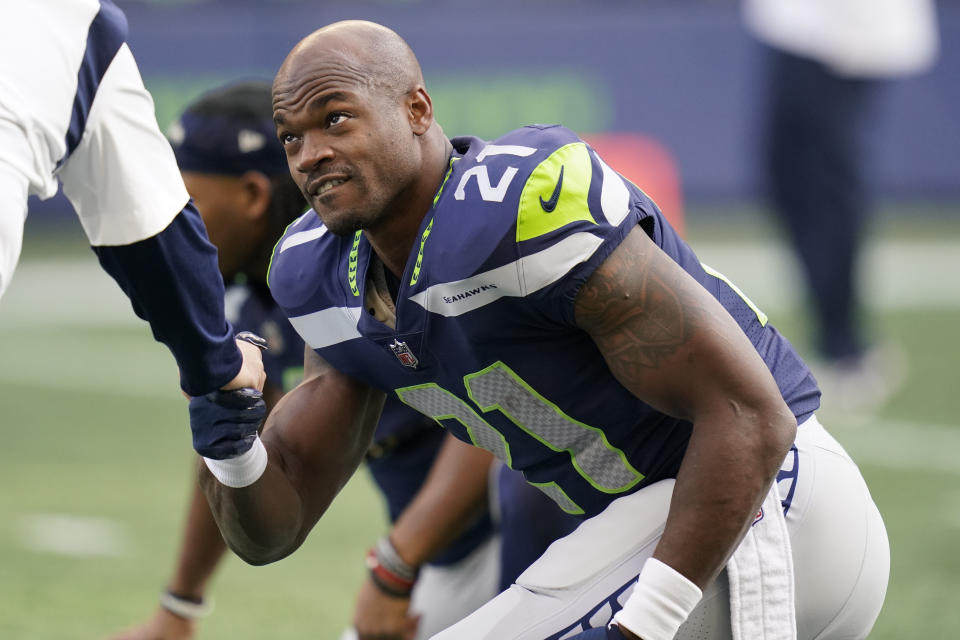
[575,225,796,637]
[201,346,385,565]
[93,203,267,395]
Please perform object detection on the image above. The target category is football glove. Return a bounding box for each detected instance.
[189,387,266,460]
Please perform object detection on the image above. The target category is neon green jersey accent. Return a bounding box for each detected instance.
[347,231,362,297]
[409,218,434,287]
[410,157,458,287]
[393,360,647,514]
[528,481,585,515]
[516,142,595,242]
[395,379,586,514]
[465,361,644,494]
[701,263,768,326]
[434,156,458,206]
[394,382,513,467]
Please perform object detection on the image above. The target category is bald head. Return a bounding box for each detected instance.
[269,19,451,253]
[275,21,422,103]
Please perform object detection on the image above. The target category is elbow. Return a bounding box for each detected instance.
[213,499,307,567]
[228,532,303,567]
[763,403,797,467]
[234,547,293,567]
[233,548,276,567]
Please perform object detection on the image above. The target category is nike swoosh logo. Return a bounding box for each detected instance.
[539,165,564,212]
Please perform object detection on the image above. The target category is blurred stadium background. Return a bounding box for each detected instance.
[1,0,958,638]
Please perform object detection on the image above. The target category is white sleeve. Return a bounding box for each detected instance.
[743,0,939,77]
[59,43,189,247]
[0,138,30,299]
[0,1,97,202]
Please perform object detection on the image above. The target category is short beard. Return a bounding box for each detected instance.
[318,214,361,237]
[317,205,382,237]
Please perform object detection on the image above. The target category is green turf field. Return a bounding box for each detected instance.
[1,208,958,638]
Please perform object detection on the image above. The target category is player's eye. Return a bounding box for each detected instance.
[278,131,299,147]
[327,112,349,127]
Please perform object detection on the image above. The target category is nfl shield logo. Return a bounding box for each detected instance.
[389,339,419,368]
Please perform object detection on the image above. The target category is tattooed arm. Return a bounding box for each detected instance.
[574,225,796,590]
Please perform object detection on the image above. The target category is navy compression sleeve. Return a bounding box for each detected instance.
[92,201,241,396]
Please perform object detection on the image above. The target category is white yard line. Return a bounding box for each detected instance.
[1,238,956,331]
[0,259,141,329]
[828,417,960,477]
[13,513,130,557]
[692,238,960,314]
[0,368,179,398]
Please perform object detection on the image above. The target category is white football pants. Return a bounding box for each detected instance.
[430,415,889,640]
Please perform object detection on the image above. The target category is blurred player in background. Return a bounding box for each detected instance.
[744,0,939,412]
[194,22,889,640]
[108,81,577,640]
[0,0,263,395]
[103,80,307,640]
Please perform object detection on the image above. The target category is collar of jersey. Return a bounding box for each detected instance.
[409,154,459,287]
[352,153,460,337]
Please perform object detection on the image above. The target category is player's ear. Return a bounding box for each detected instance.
[239,171,273,221]
[407,86,433,136]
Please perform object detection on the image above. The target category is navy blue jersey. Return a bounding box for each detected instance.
[226,280,305,393]
[269,125,820,519]
[496,465,579,590]
[228,279,493,563]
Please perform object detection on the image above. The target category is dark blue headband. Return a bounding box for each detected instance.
[168,111,288,177]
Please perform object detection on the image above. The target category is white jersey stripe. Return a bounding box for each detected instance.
[475,144,537,162]
[288,306,362,349]
[279,225,328,254]
[593,150,630,226]
[409,231,605,317]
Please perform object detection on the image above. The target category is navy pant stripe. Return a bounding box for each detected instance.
[61,0,127,165]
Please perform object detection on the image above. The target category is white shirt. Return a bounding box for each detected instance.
[743,0,939,78]
[0,0,188,295]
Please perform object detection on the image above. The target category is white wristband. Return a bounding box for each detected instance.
[613,558,703,640]
[202,437,268,488]
[160,590,214,619]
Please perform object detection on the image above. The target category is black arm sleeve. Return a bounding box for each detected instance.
[92,201,241,396]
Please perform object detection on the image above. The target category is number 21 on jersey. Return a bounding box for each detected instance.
[395,361,644,515]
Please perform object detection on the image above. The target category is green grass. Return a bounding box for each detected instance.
[0,324,386,639]
[778,309,960,639]
[1,214,959,638]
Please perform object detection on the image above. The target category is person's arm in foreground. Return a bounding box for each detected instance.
[199,346,385,564]
[351,435,495,640]
[574,226,796,640]
[93,202,263,395]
